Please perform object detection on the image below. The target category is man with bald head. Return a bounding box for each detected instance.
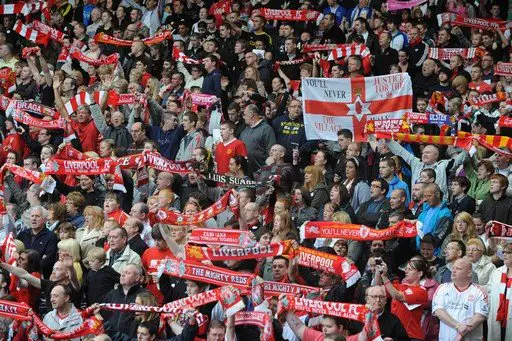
[254,144,293,195]
[387,133,468,198]
[352,286,408,340]
[433,258,488,341]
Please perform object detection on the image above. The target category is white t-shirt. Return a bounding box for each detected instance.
[432,282,489,341]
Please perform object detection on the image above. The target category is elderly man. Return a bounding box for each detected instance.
[433,258,488,340]
[102,263,148,336]
[43,285,83,340]
[254,144,293,195]
[124,218,148,256]
[130,203,154,247]
[106,227,142,273]
[128,122,148,155]
[17,206,58,278]
[351,286,409,340]
[240,104,276,174]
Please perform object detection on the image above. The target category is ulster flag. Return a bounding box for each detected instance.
[302,73,413,142]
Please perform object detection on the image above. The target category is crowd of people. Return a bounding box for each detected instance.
[0,0,511,340]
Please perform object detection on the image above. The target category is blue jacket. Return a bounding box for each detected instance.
[147,124,185,160]
[323,5,347,25]
[272,114,307,160]
[417,201,453,250]
[17,227,58,278]
[201,68,222,97]
[386,175,411,205]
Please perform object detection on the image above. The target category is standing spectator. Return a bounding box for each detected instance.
[214,120,247,175]
[175,112,205,161]
[477,174,512,225]
[433,258,488,340]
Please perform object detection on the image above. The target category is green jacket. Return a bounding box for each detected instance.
[464,162,490,202]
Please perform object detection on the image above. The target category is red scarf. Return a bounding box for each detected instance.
[495,62,512,77]
[488,221,512,239]
[32,20,66,43]
[300,220,420,241]
[277,296,368,322]
[69,47,119,66]
[428,47,485,60]
[438,13,512,32]
[469,92,508,106]
[252,8,321,22]
[498,116,512,128]
[95,30,172,47]
[234,312,275,341]
[185,241,291,262]
[189,228,255,247]
[13,20,49,46]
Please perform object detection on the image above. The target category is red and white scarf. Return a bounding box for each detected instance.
[252,8,322,23]
[159,257,255,290]
[188,228,255,248]
[10,109,67,130]
[43,158,116,176]
[388,0,427,10]
[185,241,291,262]
[498,116,512,128]
[0,67,16,95]
[32,20,66,43]
[297,247,361,287]
[142,151,195,174]
[469,92,508,106]
[273,57,312,72]
[69,47,119,66]
[13,20,49,46]
[428,47,484,60]
[496,267,512,326]
[328,44,370,60]
[263,281,320,298]
[95,30,172,47]
[156,190,237,225]
[494,62,512,77]
[488,221,512,239]
[300,221,422,241]
[0,232,17,265]
[173,47,202,64]
[234,312,275,341]
[302,44,346,53]
[64,91,107,115]
[277,296,368,322]
[437,13,512,31]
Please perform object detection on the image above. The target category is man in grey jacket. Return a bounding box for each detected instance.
[240,104,276,175]
[43,284,83,341]
[385,138,468,198]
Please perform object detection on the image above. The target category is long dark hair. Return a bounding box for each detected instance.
[20,249,41,274]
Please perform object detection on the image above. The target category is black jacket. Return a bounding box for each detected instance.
[128,234,149,256]
[17,228,58,278]
[102,285,149,336]
[374,46,399,76]
[449,194,476,216]
[84,265,120,305]
[478,194,512,225]
[355,198,390,227]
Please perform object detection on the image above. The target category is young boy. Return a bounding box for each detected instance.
[83,247,120,305]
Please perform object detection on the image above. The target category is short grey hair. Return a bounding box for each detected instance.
[245,104,261,118]
[29,205,48,220]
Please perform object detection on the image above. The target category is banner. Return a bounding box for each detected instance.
[253,8,322,23]
[488,221,512,239]
[302,73,412,141]
[159,258,255,290]
[428,47,484,60]
[156,190,237,225]
[494,62,512,77]
[203,173,275,188]
[263,281,320,297]
[277,296,368,322]
[297,247,360,287]
[388,0,427,10]
[300,221,422,241]
[188,228,255,248]
[185,241,291,262]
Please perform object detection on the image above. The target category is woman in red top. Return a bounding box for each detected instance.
[376,257,429,341]
[9,249,41,308]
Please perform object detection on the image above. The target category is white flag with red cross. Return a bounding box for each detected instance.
[302,73,413,142]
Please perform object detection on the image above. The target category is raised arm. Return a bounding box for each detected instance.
[61,252,81,291]
[375,261,406,301]
[284,310,306,339]
[53,75,68,118]
[158,224,185,258]
[0,262,41,289]
[38,50,53,87]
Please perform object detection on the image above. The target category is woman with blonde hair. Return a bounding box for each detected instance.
[303,165,329,210]
[76,206,105,260]
[441,211,479,255]
[241,66,266,96]
[57,238,83,282]
[145,77,160,100]
[465,238,495,285]
[333,210,362,264]
[271,211,297,242]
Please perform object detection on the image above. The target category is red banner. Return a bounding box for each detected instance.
[253,8,321,22]
[185,241,291,262]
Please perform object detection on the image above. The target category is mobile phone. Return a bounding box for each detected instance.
[375,258,383,265]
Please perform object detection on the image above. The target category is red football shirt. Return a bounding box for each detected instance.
[70,119,100,152]
[142,247,175,304]
[214,139,247,175]
[390,283,429,340]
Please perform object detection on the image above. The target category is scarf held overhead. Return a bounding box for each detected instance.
[185,241,292,262]
[277,296,368,322]
[300,221,422,241]
[188,228,255,248]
